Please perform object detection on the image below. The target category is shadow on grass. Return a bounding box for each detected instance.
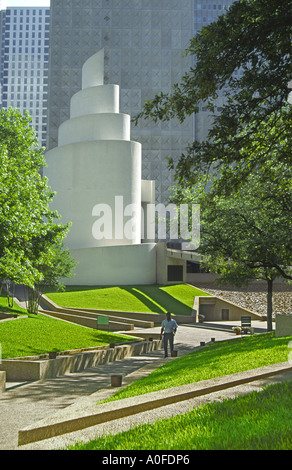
[44,284,194,316]
[121,286,166,314]
[0,294,27,316]
[124,285,193,316]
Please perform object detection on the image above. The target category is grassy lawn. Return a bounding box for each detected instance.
[67,381,292,450]
[2,284,291,449]
[0,296,135,359]
[44,284,209,315]
[0,295,28,316]
[0,283,208,358]
[66,333,292,450]
[103,332,292,402]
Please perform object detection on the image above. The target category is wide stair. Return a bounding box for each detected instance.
[38,295,155,332]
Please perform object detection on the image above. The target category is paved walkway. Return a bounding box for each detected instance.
[1,322,291,450]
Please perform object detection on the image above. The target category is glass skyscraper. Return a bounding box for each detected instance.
[0,7,50,147]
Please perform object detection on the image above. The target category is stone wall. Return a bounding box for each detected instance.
[0,371,5,393]
[193,296,262,322]
[0,340,162,382]
[275,314,292,337]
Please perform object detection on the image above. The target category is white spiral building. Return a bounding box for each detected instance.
[44,49,157,285]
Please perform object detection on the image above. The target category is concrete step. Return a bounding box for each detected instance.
[64,307,154,328]
[190,322,235,333]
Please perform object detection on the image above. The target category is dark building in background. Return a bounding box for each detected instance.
[47,0,195,204]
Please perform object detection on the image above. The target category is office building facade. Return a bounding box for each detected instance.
[47,0,195,205]
[0,2,235,199]
[0,7,50,147]
[193,1,236,142]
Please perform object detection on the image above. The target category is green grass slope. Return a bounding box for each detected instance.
[45,284,209,315]
[0,296,135,359]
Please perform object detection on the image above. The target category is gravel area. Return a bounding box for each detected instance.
[195,282,292,317]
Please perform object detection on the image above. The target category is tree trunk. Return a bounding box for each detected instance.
[267,278,273,332]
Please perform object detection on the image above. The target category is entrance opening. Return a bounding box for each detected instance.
[222,309,229,321]
[167,265,183,282]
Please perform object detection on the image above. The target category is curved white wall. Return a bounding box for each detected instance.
[45,140,142,249]
[82,50,104,89]
[58,113,130,146]
[44,49,157,285]
[70,85,120,118]
[68,244,157,286]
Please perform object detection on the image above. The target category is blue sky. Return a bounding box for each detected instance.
[0,0,50,8]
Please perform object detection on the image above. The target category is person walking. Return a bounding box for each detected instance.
[160,312,178,358]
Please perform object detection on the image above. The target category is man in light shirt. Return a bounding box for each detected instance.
[160,312,178,358]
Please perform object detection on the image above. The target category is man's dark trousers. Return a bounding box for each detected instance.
[164,332,174,357]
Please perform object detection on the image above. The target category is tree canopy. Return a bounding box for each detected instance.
[136,0,292,324]
[135,0,292,194]
[200,159,292,330]
[0,108,75,301]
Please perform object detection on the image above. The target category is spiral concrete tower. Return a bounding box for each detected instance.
[44,49,157,285]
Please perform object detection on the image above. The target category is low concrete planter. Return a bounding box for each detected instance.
[0,339,162,382]
[275,314,292,337]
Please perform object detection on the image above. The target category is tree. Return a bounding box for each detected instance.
[24,238,76,314]
[135,0,292,326]
[0,107,75,310]
[135,0,292,195]
[172,155,292,331]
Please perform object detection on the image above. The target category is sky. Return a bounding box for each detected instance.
[0,0,50,8]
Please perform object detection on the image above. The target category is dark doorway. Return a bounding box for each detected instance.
[222,309,229,321]
[167,265,183,282]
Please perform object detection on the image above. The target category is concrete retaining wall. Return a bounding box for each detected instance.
[0,371,5,392]
[18,362,292,447]
[39,309,134,331]
[0,340,162,382]
[70,309,194,326]
[275,314,292,337]
[193,296,262,322]
[40,295,195,326]
[67,307,154,328]
[42,306,154,328]
[0,312,18,320]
